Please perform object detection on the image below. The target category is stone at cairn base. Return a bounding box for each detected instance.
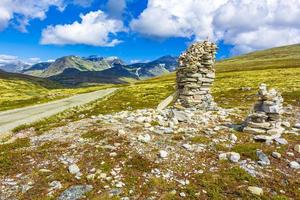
[243,84,285,138]
[175,40,218,111]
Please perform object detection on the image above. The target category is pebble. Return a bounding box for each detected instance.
[179,192,186,197]
[248,186,263,196]
[294,123,300,129]
[159,150,168,158]
[256,150,270,166]
[229,134,238,142]
[68,164,80,175]
[294,144,300,153]
[229,152,240,163]
[271,152,281,159]
[274,138,288,145]
[138,134,151,143]
[289,161,300,169]
[218,153,228,161]
[182,143,192,151]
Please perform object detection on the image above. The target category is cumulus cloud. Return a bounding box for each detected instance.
[0,0,92,32]
[40,10,126,47]
[131,0,300,54]
[0,0,66,32]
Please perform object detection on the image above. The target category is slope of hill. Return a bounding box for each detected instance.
[23,62,52,76]
[127,55,178,79]
[48,65,137,86]
[0,70,115,111]
[216,44,300,72]
[3,44,300,200]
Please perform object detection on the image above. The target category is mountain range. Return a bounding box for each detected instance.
[1,55,178,86]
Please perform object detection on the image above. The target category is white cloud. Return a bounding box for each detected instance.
[0,54,18,65]
[40,10,126,47]
[131,0,300,54]
[107,0,126,19]
[0,0,66,32]
[0,0,93,32]
[0,54,41,66]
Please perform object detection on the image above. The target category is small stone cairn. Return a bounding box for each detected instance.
[175,40,218,110]
[243,84,285,137]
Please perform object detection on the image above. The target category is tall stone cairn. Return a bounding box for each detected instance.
[175,40,218,110]
[243,84,285,136]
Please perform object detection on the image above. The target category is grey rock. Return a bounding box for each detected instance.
[256,150,270,165]
[289,161,300,169]
[271,152,281,159]
[294,123,300,129]
[243,127,266,135]
[68,164,80,175]
[248,186,263,196]
[58,185,93,200]
[172,110,192,122]
[229,152,240,163]
[274,138,288,145]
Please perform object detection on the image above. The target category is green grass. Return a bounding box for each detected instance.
[216,44,300,72]
[0,138,30,174]
[13,75,175,134]
[0,77,117,111]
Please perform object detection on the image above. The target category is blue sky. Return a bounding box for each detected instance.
[0,0,299,64]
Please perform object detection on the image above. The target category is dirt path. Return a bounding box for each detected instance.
[0,88,118,135]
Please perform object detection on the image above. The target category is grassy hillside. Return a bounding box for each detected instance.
[216,44,300,72]
[15,43,300,134]
[0,70,116,111]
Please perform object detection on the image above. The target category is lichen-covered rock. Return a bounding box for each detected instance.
[175,40,217,110]
[58,185,93,200]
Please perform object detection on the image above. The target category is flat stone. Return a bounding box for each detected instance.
[256,150,270,166]
[172,110,192,122]
[267,128,284,135]
[58,185,93,200]
[243,127,266,135]
[247,122,271,129]
[274,138,288,145]
[253,134,281,141]
[282,122,291,128]
[271,152,281,159]
[289,161,300,169]
[248,186,263,196]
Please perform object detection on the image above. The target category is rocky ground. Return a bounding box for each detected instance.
[0,105,300,200]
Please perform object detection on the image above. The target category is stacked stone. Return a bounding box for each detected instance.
[243,84,285,136]
[175,40,218,110]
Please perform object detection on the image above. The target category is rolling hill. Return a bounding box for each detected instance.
[0,70,115,111]
[48,64,137,86]
[216,44,300,72]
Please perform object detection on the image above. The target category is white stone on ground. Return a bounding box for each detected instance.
[248,186,263,196]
